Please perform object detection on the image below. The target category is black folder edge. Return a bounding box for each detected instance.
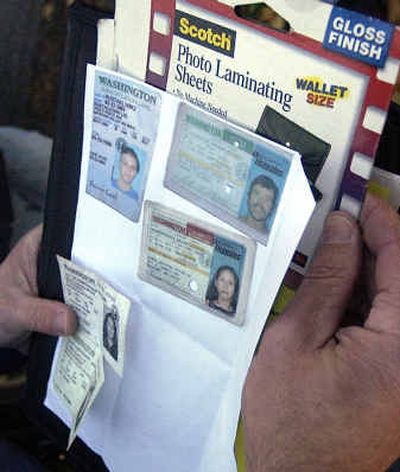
[24,3,111,469]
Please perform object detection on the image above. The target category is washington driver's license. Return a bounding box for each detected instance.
[85,66,161,222]
[138,202,255,325]
[164,104,292,245]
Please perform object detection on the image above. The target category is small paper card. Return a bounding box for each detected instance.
[52,257,131,448]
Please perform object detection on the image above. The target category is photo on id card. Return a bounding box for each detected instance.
[164,103,291,245]
[85,68,161,222]
[100,283,130,377]
[138,202,256,325]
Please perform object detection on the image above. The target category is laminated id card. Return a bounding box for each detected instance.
[86,68,161,222]
[165,103,292,245]
[138,201,256,325]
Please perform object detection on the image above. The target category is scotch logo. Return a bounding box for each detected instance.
[175,10,236,58]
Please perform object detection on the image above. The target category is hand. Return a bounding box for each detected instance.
[0,225,77,349]
[243,194,400,471]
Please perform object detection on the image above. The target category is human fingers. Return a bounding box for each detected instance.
[0,296,77,347]
[2,225,43,294]
[361,194,400,333]
[273,211,361,351]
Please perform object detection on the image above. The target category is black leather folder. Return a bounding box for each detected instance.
[24,2,111,470]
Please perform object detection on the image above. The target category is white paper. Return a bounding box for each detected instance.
[45,65,314,471]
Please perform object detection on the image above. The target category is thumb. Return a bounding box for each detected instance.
[277,212,361,351]
[361,194,400,333]
[12,296,77,338]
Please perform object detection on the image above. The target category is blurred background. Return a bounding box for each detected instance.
[0,0,114,136]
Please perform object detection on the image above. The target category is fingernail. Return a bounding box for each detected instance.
[322,214,356,244]
[55,309,78,336]
[53,313,68,335]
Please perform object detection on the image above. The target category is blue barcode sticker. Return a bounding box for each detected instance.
[323,7,394,68]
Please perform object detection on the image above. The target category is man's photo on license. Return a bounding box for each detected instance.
[239,173,279,235]
[238,153,287,238]
[86,137,148,222]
